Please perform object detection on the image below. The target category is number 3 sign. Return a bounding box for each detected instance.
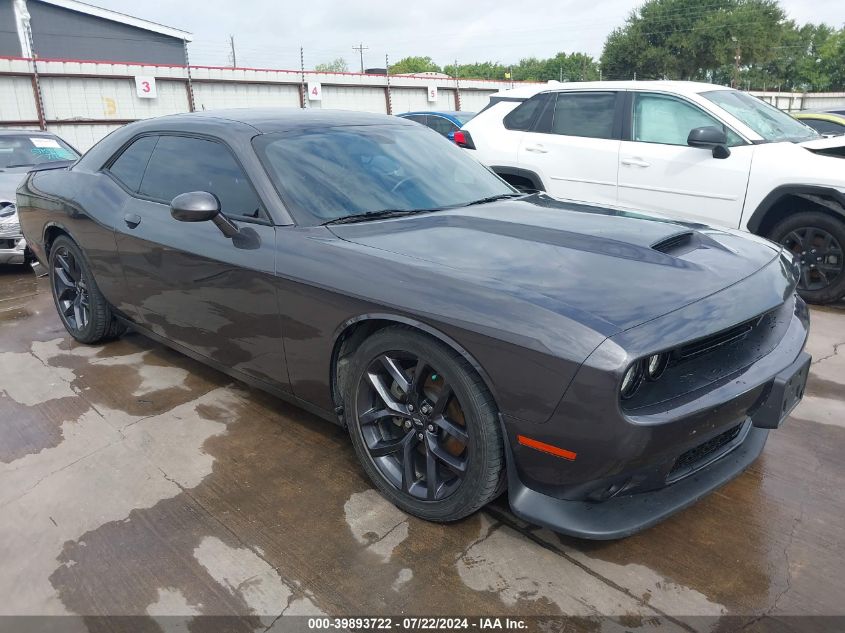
[134,76,157,99]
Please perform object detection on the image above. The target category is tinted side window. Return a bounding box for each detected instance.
[427,116,458,136]
[403,114,428,125]
[633,93,743,146]
[139,136,263,219]
[107,136,158,192]
[503,94,549,131]
[551,92,617,139]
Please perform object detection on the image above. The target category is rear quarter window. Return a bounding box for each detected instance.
[503,94,550,131]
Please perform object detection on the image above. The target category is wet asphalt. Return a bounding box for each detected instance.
[1,263,844,630]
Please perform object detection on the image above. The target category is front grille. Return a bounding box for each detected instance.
[669,423,743,478]
[674,316,760,361]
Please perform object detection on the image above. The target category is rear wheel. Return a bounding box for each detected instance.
[344,326,504,522]
[769,211,845,304]
[49,235,125,343]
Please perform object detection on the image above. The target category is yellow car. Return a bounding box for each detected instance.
[793,110,845,136]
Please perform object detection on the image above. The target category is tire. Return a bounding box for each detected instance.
[344,326,504,522]
[769,211,845,305]
[48,235,126,344]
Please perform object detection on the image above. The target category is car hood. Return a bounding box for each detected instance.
[327,196,782,334]
[797,136,845,150]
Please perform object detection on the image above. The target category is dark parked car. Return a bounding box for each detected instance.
[0,130,78,264]
[397,110,475,141]
[18,109,810,539]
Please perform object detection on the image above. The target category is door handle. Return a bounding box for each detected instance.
[621,157,650,167]
[524,145,548,153]
[123,212,142,229]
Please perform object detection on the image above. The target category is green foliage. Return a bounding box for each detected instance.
[389,56,442,74]
[442,53,600,82]
[314,58,349,73]
[599,0,845,90]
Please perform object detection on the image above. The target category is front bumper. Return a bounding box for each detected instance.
[0,237,27,265]
[506,423,768,540]
[503,261,810,539]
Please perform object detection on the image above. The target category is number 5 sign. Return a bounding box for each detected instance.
[134,76,157,99]
[308,81,322,101]
[427,85,438,103]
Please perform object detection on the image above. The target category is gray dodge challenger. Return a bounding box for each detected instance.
[18,109,811,539]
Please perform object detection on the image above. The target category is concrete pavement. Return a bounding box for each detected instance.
[1,263,844,630]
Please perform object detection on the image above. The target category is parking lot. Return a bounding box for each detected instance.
[1,262,843,627]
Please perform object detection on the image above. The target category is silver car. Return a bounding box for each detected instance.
[0,130,79,264]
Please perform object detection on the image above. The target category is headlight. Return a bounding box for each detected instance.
[0,202,15,219]
[620,363,643,400]
[645,353,669,380]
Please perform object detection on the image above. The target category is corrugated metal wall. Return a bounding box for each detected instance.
[193,82,300,110]
[0,57,534,150]
[0,76,39,121]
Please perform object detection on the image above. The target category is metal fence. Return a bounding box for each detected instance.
[0,56,534,151]
[749,91,845,112]
[4,56,845,152]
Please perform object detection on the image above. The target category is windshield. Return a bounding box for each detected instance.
[452,112,475,125]
[254,124,514,224]
[0,134,79,169]
[703,90,819,143]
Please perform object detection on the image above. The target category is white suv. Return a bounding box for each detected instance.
[459,81,845,304]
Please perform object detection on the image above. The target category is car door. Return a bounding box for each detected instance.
[616,91,753,229]
[516,91,622,206]
[108,133,289,390]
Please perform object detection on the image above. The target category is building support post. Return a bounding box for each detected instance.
[384,54,392,115]
[183,40,195,112]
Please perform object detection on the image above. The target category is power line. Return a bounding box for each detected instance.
[352,42,368,73]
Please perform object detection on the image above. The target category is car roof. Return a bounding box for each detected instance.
[142,108,416,134]
[489,80,731,100]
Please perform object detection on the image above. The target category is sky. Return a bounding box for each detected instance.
[89,0,845,71]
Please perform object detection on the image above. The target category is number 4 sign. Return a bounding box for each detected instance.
[134,76,157,99]
[308,81,322,101]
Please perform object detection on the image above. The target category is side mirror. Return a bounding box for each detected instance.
[687,126,731,159]
[170,191,239,238]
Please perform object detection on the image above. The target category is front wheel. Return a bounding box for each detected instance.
[49,235,126,343]
[344,326,504,522]
[769,211,845,304]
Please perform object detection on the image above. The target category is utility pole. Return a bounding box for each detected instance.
[229,35,236,68]
[732,36,741,89]
[352,42,368,73]
[559,66,563,82]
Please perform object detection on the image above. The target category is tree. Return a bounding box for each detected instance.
[600,0,790,81]
[314,58,348,73]
[389,56,441,75]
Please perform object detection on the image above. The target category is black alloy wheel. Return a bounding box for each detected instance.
[48,235,125,344]
[771,211,845,304]
[345,327,504,522]
[52,244,91,333]
[782,227,843,291]
[357,352,469,501]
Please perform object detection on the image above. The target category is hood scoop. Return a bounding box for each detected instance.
[651,231,697,256]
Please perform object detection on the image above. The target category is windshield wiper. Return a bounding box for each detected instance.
[3,163,36,169]
[322,208,435,225]
[462,193,525,207]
